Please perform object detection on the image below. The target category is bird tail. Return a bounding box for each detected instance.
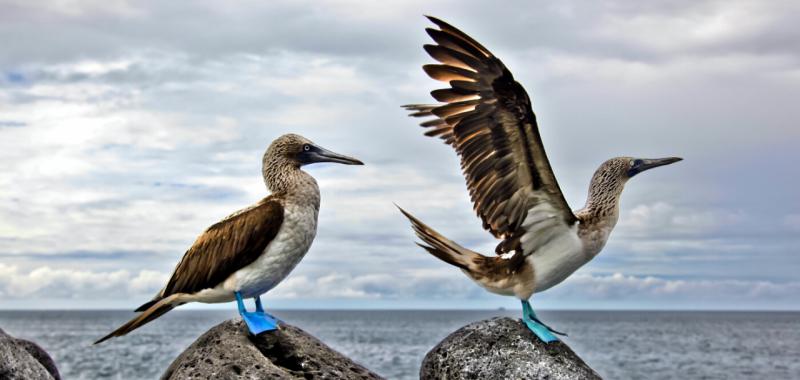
[397,206,487,275]
[94,294,180,344]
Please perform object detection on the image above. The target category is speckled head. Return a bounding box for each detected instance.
[584,156,682,216]
[265,134,363,168]
[592,156,682,183]
[623,156,682,178]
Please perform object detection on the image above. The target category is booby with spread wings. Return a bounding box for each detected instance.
[399,17,681,342]
[96,134,362,344]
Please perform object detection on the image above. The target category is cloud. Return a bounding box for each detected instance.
[0,263,167,299]
[0,0,798,309]
[550,272,800,303]
[1,262,798,310]
[618,202,745,238]
[589,2,771,54]
[269,269,477,300]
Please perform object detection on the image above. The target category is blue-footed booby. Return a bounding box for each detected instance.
[399,17,682,343]
[95,134,362,344]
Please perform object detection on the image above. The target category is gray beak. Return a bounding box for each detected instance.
[300,145,364,166]
[628,157,682,177]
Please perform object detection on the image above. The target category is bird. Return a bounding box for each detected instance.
[399,16,682,343]
[95,134,363,344]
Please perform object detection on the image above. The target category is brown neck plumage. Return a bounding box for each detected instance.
[577,167,627,228]
[262,152,320,209]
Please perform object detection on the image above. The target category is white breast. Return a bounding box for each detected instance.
[225,203,318,298]
[518,204,588,293]
[527,226,585,293]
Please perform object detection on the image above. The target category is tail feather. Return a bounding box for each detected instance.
[415,242,467,270]
[133,299,158,312]
[397,206,483,273]
[94,295,179,344]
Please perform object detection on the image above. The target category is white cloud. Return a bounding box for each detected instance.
[590,2,773,54]
[617,202,745,238]
[1,263,797,309]
[5,0,143,17]
[550,272,800,304]
[0,0,798,309]
[0,263,166,299]
[539,51,798,87]
[269,269,474,300]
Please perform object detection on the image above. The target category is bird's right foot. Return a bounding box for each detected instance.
[235,292,278,335]
[241,310,278,335]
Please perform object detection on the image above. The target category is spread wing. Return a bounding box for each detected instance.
[161,197,284,297]
[404,16,577,255]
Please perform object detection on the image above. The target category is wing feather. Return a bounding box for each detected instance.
[404,16,577,255]
[161,197,284,296]
[423,65,479,82]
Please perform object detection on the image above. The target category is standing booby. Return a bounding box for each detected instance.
[399,17,682,343]
[95,134,362,344]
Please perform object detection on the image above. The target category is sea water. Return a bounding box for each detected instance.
[0,310,798,379]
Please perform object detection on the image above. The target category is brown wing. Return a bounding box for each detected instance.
[161,196,284,296]
[404,16,577,254]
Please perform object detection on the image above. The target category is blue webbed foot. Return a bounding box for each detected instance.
[235,292,278,335]
[241,311,278,335]
[521,300,565,343]
[523,315,560,343]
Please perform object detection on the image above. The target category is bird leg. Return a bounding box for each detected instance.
[235,291,278,335]
[252,295,278,322]
[521,300,566,343]
[254,295,265,313]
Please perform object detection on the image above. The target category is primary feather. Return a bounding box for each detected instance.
[404,16,577,258]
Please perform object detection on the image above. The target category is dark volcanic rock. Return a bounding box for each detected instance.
[421,317,601,380]
[0,327,61,380]
[162,319,383,380]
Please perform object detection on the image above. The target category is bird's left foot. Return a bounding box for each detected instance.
[235,292,279,335]
[521,300,566,343]
[525,313,567,336]
[522,313,560,343]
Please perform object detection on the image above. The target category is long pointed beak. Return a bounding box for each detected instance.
[307,145,364,165]
[642,157,682,170]
[632,157,682,176]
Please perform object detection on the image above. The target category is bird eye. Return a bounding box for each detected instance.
[303,144,311,151]
[629,160,636,167]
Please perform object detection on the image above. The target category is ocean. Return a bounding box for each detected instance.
[0,310,798,379]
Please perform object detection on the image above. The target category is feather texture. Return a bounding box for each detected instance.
[404,16,577,256]
[162,197,285,297]
[404,17,577,254]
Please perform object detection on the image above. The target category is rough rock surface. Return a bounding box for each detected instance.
[162,319,383,380]
[0,327,61,380]
[421,317,601,380]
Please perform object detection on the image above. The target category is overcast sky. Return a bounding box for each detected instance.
[1,0,798,310]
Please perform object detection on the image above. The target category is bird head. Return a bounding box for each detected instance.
[585,156,682,215]
[593,156,682,187]
[622,156,683,179]
[267,134,364,167]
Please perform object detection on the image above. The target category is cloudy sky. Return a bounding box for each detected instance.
[1,0,798,310]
